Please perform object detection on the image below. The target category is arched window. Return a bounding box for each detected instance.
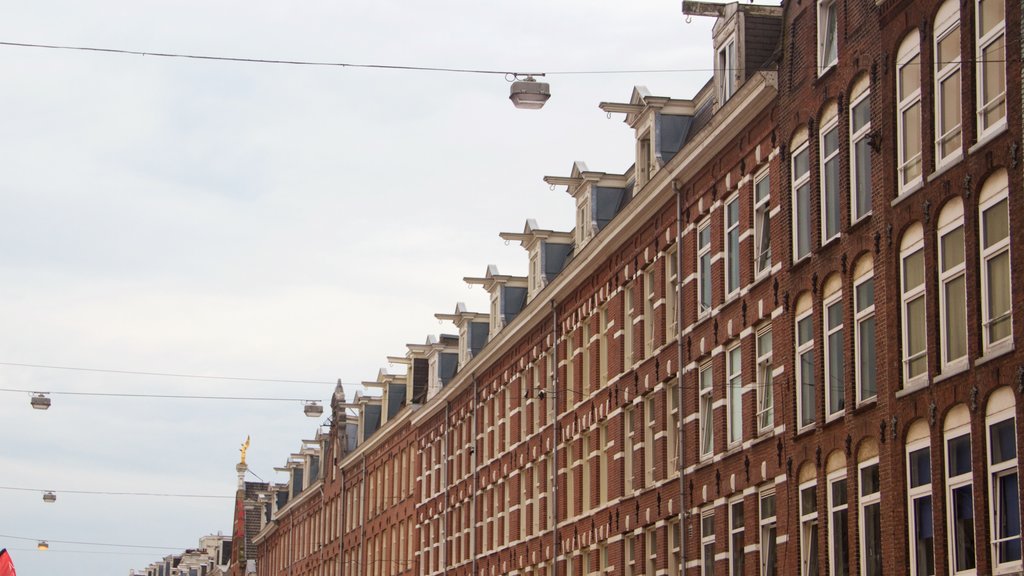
[944,404,976,574]
[826,451,850,576]
[986,387,1020,570]
[849,75,873,221]
[978,169,1012,353]
[795,292,817,429]
[934,0,963,166]
[976,0,1006,135]
[900,223,928,387]
[858,438,882,576]
[798,462,819,576]
[820,101,841,244]
[897,31,923,194]
[937,198,967,371]
[852,255,877,403]
[822,274,845,418]
[906,419,935,576]
[791,127,812,261]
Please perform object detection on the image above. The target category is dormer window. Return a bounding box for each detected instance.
[718,36,736,102]
[818,0,838,73]
[576,199,591,245]
[638,133,652,186]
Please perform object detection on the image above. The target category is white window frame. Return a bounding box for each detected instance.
[702,509,716,576]
[624,407,634,494]
[979,179,1012,353]
[820,117,841,244]
[901,235,928,387]
[907,439,935,576]
[699,363,714,459]
[759,489,777,576]
[668,382,680,476]
[792,143,812,261]
[624,282,635,369]
[827,470,850,576]
[753,169,772,278]
[718,36,737,104]
[727,343,743,446]
[796,310,816,430]
[938,215,968,371]
[859,459,882,576]
[666,247,679,338]
[987,402,1020,573]
[945,426,976,575]
[698,218,712,316]
[934,0,963,167]
[644,268,656,358]
[849,87,873,222]
[896,33,923,194]
[854,272,877,404]
[823,292,845,419]
[599,305,609,388]
[756,326,774,434]
[645,395,657,485]
[799,480,819,576]
[817,0,838,73]
[725,194,740,297]
[975,0,1006,136]
[729,498,745,576]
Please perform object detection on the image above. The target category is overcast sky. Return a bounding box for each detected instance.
[0,1,714,573]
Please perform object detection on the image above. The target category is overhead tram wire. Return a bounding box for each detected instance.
[0,485,232,499]
[0,387,321,403]
[0,533,186,551]
[0,360,337,385]
[0,40,1003,75]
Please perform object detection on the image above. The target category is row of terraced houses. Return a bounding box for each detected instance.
[238,1,1023,575]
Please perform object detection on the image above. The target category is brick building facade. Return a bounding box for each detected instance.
[253,0,1022,575]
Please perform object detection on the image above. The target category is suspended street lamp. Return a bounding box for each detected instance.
[30,393,51,410]
[509,75,551,110]
[303,401,323,418]
[42,491,56,503]
[37,541,49,551]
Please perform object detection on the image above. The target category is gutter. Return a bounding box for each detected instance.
[549,300,560,575]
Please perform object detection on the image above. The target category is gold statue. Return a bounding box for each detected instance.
[240,435,251,465]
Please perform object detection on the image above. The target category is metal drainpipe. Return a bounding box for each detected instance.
[471,373,479,576]
[442,401,449,575]
[338,466,344,576]
[360,456,366,576]
[675,181,687,570]
[549,300,560,576]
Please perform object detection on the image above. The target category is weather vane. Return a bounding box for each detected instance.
[240,435,250,465]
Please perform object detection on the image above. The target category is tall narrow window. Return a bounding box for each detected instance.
[645,396,657,484]
[599,305,609,388]
[718,38,736,103]
[582,321,591,396]
[566,442,576,519]
[901,226,927,386]
[823,280,844,418]
[987,389,1021,570]
[907,422,935,576]
[796,298,816,429]
[979,171,1012,352]
[599,424,608,504]
[671,521,683,576]
[817,0,838,72]
[945,412,976,574]
[800,481,819,576]
[625,535,635,576]
[976,0,1006,134]
[566,330,576,405]
[699,364,714,458]
[646,528,658,576]
[727,344,743,446]
[897,32,923,193]
[854,259,877,404]
[935,0,962,165]
[850,79,873,221]
[668,383,680,475]
[582,432,591,513]
[702,511,716,576]
[730,500,745,576]
[820,113,841,243]
[827,470,850,576]
[698,219,712,315]
[644,268,656,358]
[759,490,777,576]
[666,248,679,338]
[624,283,635,369]
[938,200,967,370]
[859,460,882,576]
[753,170,772,277]
[726,195,740,296]
[624,408,634,494]
[792,143,812,260]
[756,327,774,433]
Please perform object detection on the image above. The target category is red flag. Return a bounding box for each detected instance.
[0,548,16,576]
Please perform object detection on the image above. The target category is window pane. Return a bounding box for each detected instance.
[801,485,817,513]
[794,148,809,177]
[983,198,1009,248]
[756,176,770,202]
[948,434,972,476]
[978,0,1004,36]
[987,251,1011,342]
[904,250,924,290]
[832,505,849,576]
[864,502,882,576]
[909,447,931,488]
[760,494,775,519]
[902,102,922,182]
[854,138,873,217]
[996,472,1022,563]
[852,98,870,132]
[982,36,1006,128]
[938,26,960,64]
[941,227,965,271]
[913,496,936,576]
[823,128,840,240]
[828,328,844,414]
[944,275,967,361]
[860,464,879,495]
[900,55,921,97]
[801,351,815,426]
[860,313,876,399]
[823,3,837,65]
[990,419,1017,464]
[798,316,814,345]
[906,296,927,377]
[952,485,976,571]
[797,183,811,257]
[856,278,874,312]
[939,72,962,157]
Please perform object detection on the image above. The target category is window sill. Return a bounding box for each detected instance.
[820,235,841,250]
[933,362,970,384]
[970,122,1008,154]
[817,62,838,81]
[929,154,964,182]
[854,397,877,411]
[849,212,872,232]
[891,180,925,207]
[976,341,1015,366]
[895,379,930,399]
